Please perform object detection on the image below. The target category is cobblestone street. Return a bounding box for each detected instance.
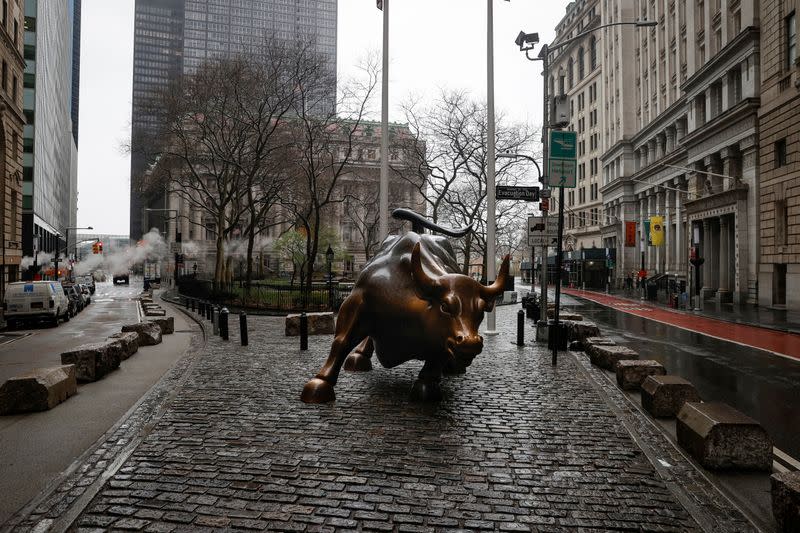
[10,304,757,532]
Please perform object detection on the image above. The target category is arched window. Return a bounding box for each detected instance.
[590,36,597,70]
[578,47,585,80]
[567,57,574,89]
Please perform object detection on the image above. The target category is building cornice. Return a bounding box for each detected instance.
[681,26,759,95]
[0,26,24,70]
[630,96,687,148]
[679,98,759,151]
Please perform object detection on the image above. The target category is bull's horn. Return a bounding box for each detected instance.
[480,255,511,300]
[410,242,441,297]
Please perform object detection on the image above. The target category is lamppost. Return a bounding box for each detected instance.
[496,151,543,300]
[515,18,657,364]
[325,245,334,311]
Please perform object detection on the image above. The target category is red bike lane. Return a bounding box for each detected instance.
[563,288,800,361]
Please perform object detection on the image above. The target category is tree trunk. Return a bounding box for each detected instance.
[461,232,473,275]
[214,223,226,292]
[245,226,255,294]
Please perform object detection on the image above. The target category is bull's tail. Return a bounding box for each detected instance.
[392,208,472,238]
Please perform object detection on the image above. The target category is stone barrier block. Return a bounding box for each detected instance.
[285,312,335,336]
[0,365,77,415]
[144,308,167,317]
[562,320,601,343]
[616,359,667,390]
[588,344,638,370]
[148,316,175,335]
[641,375,700,418]
[771,471,800,532]
[546,309,583,321]
[108,331,140,359]
[584,337,616,350]
[677,401,772,471]
[61,342,123,382]
[122,322,163,346]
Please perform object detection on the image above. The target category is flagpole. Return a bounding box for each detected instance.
[379,0,389,241]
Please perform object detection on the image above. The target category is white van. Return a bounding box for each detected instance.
[3,281,71,327]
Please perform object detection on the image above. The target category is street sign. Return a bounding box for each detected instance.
[539,188,552,199]
[550,130,577,159]
[548,129,577,189]
[528,215,557,247]
[548,159,577,188]
[496,185,540,201]
[540,198,549,211]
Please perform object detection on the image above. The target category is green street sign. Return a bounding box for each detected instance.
[548,159,577,188]
[550,130,577,159]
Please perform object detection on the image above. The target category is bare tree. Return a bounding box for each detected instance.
[395,89,539,277]
[278,53,380,297]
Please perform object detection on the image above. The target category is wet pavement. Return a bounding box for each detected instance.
[5,304,762,532]
[556,293,800,461]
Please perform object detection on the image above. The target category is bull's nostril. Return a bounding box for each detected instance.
[478,335,483,343]
[456,335,464,343]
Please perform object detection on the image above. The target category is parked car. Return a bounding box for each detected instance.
[78,275,96,295]
[113,271,130,285]
[3,281,70,327]
[62,284,83,317]
[77,283,92,306]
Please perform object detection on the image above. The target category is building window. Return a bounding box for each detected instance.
[590,36,597,70]
[578,47,585,80]
[788,11,797,70]
[775,199,788,246]
[1,60,5,92]
[775,139,787,168]
[567,57,574,89]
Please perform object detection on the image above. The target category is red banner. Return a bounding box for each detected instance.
[624,221,637,247]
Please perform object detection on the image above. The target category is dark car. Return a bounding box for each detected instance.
[62,284,82,317]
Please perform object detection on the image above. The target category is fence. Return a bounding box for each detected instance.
[177,277,352,313]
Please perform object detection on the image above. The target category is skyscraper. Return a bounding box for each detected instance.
[129,0,338,240]
[21,0,81,264]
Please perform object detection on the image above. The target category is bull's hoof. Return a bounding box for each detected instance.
[301,378,336,403]
[344,353,373,372]
[443,360,467,375]
[409,380,443,402]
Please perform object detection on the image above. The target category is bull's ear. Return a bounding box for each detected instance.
[410,242,441,298]
[480,254,510,301]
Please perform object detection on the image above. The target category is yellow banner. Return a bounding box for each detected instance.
[650,216,664,246]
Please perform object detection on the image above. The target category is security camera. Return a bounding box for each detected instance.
[515,31,539,49]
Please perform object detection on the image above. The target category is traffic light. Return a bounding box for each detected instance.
[92,241,103,254]
[98,241,103,253]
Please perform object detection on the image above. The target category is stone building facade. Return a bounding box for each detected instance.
[0,0,25,310]
[600,0,760,307]
[156,122,425,280]
[758,0,799,311]
[549,0,607,288]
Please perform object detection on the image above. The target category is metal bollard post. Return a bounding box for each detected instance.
[239,312,248,346]
[184,296,189,309]
[190,298,195,312]
[220,308,229,341]
[517,309,525,346]
[300,312,308,351]
[197,300,203,315]
[206,302,213,321]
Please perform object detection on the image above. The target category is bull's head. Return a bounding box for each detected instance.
[410,242,510,367]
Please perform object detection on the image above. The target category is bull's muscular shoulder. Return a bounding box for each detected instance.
[355,232,460,287]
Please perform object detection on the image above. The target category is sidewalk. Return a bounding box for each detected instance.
[563,288,800,361]
[4,305,763,532]
[588,286,800,335]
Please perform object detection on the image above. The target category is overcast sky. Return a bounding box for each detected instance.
[77,0,568,236]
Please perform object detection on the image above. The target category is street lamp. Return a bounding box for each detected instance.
[516,18,656,365]
[325,245,334,311]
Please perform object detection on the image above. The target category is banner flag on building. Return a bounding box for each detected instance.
[650,216,664,246]
[644,219,651,246]
[625,221,637,247]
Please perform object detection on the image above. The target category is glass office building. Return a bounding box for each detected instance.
[21,0,81,259]
[130,0,338,239]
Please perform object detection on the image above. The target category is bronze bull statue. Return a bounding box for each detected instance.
[301,209,510,403]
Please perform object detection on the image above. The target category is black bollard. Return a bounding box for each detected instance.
[517,309,525,346]
[220,308,229,340]
[239,312,248,346]
[206,302,213,321]
[190,298,195,312]
[184,296,189,309]
[197,300,203,315]
[300,312,308,351]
